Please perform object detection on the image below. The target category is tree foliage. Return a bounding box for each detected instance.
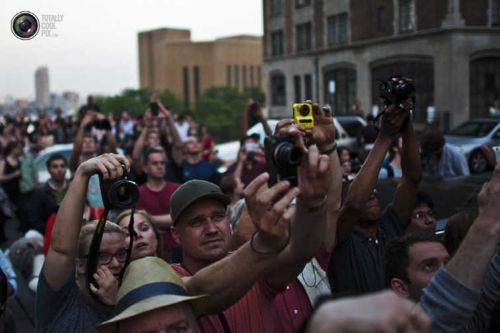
[96,88,182,117]
[194,86,265,143]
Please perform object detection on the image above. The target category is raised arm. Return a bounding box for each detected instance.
[184,173,299,313]
[69,113,93,173]
[336,106,408,242]
[43,154,130,290]
[131,126,148,175]
[250,144,331,289]
[391,114,422,220]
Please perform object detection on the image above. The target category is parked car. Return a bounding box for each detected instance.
[214,117,364,173]
[34,144,124,183]
[444,118,500,173]
[34,144,73,183]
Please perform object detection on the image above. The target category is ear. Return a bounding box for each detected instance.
[390,278,410,298]
[170,227,182,246]
[75,257,86,276]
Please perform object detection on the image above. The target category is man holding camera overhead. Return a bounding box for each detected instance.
[327,76,422,296]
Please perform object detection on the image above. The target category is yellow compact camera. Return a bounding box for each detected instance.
[293,103,314,130]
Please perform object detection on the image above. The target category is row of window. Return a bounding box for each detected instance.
[182,66,200,109]
[270,0,311,17]
[271,13,348,56]
[225,65,262,90]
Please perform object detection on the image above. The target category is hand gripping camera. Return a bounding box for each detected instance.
[293,103,314,130]
[378,75,415,106]
[264,136,303,187]
[98,165,139,210]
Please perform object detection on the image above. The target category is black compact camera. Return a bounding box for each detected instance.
[99,165,139,210]
[264,136,303,187]
[378,75,415,106]
[150,102,159,117]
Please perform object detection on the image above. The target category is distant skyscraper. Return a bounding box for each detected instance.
[35,66,50,108]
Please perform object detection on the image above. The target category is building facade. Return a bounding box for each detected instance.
[35,66,50,109]
[263,0,500,128]
[138,28,263,110]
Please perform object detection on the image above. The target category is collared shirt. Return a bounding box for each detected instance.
[327,205,407,295]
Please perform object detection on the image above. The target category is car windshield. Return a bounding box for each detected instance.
[448,122,497,137]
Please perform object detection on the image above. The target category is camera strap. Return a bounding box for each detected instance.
[119,207,137,282]
[86,207,109,300]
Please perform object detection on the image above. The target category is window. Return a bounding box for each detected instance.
[271,73,286,106]
[234,65,239,90]
[493,0,500,26]
[377,6,385,32]
[271,30,284,56]
[323,67,357,116]
[193,66,200,99]
[327,13,348,46]
[399,0,415,33]
[226,65,232,86]
[327,16,337,46]
[296,22,312,52]
[257,66,262,86]
[250,65,255,85]
[270,0,282,17]
[304,74,312,100]
[296,0,311,8]
[183,66,189,109]
[338,13,348,44]
[294,75,302,102]
[242,66,247,88]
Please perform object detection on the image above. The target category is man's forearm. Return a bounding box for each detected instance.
[150,214,173,229]
[445,220,499,290]
[50,172,88,254]
[401,121,421,184]
[324,149,342,250]
[185,241,275,314]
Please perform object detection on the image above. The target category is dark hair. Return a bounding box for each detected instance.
[415,191,434,210]
[0,268,7,308]
[419,128,445,154]
[219,175,238,196]
[144,146,166,165]
[384,231,442,285]
[3,140,21,156]
[444,210,477,257]
[46,153,68,169]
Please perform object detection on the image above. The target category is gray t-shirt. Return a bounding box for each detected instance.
[35,266,113,333]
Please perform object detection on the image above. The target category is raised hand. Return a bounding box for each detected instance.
[477,164,500,233]
[76,153,130,180]
[297,145,331,206]
[89,266,119,306]
[379,104,410,139]
[243,173,299,254]
[309,102,336,151]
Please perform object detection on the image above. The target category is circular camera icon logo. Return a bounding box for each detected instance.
[11,11,40,40]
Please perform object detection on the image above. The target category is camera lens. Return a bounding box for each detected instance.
[395,82,415,101]
[274,142,302,169]
[109,180,139,209]
[11,12,39,40]
[299,104,310,116]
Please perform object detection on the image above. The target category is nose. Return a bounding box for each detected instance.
[108,256,121,270]
[203,220,219,235]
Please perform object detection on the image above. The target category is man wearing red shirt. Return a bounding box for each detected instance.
[135,146,180,258]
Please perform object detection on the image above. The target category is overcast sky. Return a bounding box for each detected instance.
[0,0,263,102]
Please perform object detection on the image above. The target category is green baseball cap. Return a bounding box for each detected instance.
[170,180,231,225]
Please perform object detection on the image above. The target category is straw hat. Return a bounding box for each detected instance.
[97,257,207,333]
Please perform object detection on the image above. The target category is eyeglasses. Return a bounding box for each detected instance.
[412,211,435,220]
[188,210,227,227]
[84,249,128,265]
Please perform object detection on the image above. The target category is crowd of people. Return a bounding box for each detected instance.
[0,92,497,333]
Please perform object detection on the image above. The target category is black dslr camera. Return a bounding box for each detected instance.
[98,165,139,210]
[84,119,111,132]
[264,136,303,187]
[378,75,415,106]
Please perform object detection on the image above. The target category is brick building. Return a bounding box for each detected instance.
[138,28,263,110]
[263,0,500,127]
